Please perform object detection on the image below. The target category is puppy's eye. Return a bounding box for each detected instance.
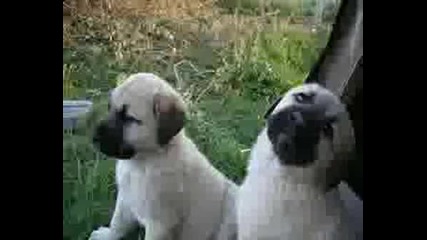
[294,92,315,104]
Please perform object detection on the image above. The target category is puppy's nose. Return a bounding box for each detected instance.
[93,124,106,143]
[277,133,290,149]
[290,111,304,125]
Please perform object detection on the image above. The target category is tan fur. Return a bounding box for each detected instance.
[89,73,237,240]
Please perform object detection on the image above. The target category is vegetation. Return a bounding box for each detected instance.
[63,0,337,239]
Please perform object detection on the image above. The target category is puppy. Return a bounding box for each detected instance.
[237,83,356,240]
[89,73,238,240]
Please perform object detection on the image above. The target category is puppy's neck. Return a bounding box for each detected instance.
[247,129,280,174]
[133,131,186,162]
[248,128,329,192]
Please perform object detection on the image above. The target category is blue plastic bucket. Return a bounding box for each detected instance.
[63,100,93,130]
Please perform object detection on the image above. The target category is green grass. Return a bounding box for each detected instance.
[63,4,332,239]
[216,0,304,16]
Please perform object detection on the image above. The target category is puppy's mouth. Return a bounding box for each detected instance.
[93,139,135,159]
[92,123,136,159]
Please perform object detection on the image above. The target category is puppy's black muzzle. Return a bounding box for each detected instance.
[93,119,135,159]
[267,105,335,167]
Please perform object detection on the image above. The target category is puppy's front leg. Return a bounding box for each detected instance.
[144,220,178,240]
[89,193,138,240]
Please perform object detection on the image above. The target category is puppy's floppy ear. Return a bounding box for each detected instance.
[325,101,346,122]
[264,96,282,119]
[153,93,186,146]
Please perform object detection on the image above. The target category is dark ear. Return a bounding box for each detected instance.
[153,93,186,146]
[264,97,282,119]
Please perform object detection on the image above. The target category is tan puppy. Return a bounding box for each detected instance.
[237,83,356,240]
[89,73,238,240]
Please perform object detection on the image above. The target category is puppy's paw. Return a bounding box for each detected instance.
[88,226,119,240]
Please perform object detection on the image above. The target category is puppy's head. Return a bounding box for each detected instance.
[264,83,344,168]
[92,73,186,159]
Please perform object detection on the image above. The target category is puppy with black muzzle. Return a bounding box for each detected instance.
[237,83,356,240]
[89,73,238,240]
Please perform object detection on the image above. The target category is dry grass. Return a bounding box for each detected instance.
[64,0,218,19]
[63,0,317,50]
[63,0,310,51]
[64,0,224,52]
[62,0,319,100]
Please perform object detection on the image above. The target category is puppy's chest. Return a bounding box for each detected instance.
[116,163,151,208]
[241,177,348,238]
[115,161,185,215]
